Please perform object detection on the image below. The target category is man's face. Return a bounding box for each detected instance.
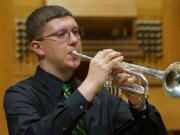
[38,16,82,71]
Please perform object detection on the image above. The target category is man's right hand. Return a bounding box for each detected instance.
[78,49,124,101]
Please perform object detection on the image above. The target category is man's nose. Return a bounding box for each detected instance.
[68,32,78,45]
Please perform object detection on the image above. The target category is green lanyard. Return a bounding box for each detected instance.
[62,82,87,135]
[63,83,72,100]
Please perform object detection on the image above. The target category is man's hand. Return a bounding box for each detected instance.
[111,64,146,110]
[78,49,124,101]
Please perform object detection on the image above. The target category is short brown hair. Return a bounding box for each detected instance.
[26,5,73,42]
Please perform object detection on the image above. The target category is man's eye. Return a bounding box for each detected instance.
[56,33,66,38]
[72,30,79,35]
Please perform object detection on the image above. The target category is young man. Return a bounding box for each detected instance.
[4,5,167,135]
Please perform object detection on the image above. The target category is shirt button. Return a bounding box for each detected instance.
[142,115,147,119]
[80,105,84,110]
[62,127,67,131]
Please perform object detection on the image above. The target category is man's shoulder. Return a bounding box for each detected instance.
[4,77,38,105]
[6,77,35,94]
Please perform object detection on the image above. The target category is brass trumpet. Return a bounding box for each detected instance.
[72,50,180,98]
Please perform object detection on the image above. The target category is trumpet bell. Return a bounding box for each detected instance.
[163,62,180,98]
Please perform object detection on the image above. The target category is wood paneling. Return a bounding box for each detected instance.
[47,0,137,17]
[136,0,163,19]
[0,1,44,135]
[163,0,180,66]
[149,87,180,130]
[0,1,14,135]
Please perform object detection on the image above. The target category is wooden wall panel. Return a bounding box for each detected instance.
[163,0,180,66]
[0,1,14,135]
[149,87,180,130]
[0,1,44,135]
[46,0,137,17]
[13,0,45,18]
[136,0,163,19]
[161,1,180,129]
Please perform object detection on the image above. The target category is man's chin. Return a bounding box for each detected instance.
[68,61,80,70]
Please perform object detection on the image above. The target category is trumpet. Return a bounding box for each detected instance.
[72,50,180,98]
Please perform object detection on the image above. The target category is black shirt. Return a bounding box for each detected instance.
[4,66,168,135]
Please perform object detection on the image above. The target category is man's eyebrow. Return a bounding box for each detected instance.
[54,26,79,33]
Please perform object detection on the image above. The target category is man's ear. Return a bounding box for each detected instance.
[30,40,45,56]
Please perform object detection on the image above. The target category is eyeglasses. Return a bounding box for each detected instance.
[35,28,83,43]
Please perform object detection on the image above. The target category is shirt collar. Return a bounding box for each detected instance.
[33,66,80,97]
